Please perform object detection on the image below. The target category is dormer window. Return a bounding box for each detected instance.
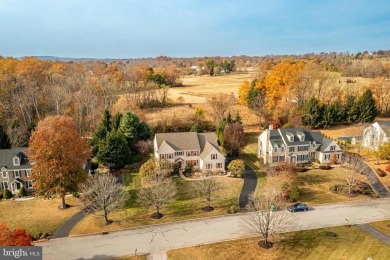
[286,132,294,142]
[2,170,7,178]
[297,131,305,141]
[13,156,20,166]
[312,141,316,147]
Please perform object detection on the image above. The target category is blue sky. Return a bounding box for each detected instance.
[0,0,389,58]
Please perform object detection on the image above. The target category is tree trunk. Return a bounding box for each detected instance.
[104,210,109,224]
[60,193,66,209]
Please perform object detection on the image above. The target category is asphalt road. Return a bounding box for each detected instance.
[39,198,390,260]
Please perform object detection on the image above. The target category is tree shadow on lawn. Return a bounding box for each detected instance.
[298,173,332,186]
[298,187,320,203]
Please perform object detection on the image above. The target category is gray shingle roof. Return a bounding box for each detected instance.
[155,132,221,154]
[0,147,32,170]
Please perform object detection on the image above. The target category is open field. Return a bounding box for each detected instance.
[0,196,81,237]
[70,175,243,235]
[167,225,390,260]
[297,168,371,205]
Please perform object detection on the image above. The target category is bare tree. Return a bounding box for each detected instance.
[79,173,127,224]
[207,93,235,125]
[241,192,291,248]
[341,154,367,194]
[190,177,222,211]
[137,178,177,219]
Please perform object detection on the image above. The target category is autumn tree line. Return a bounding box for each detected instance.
[239,58,390,129]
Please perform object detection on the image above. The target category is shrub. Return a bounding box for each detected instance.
[0,193,3,200]
[315,159,320,164]
[3,189,12,199]
[184,162,194,175]
[289,180,300,202]
[293,167,308,172]
[319,164,332,170]
[386,165,390,173]
[376,168,387,177]
[18,187,27,197]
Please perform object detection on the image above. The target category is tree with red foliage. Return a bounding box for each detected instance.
[0,223,32,246]
[386,165,390,173]
[272,119,281,130]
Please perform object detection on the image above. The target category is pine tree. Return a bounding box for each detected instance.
[302,97,323,129]
[102,109,112,132]
[345,95,360,124]
[358,89,377,123]
[0,125,11,149]
[96,131,131,169]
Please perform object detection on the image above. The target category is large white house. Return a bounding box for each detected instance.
[362,121,390,150]
[257,127,343,165]
[154,132,226,172]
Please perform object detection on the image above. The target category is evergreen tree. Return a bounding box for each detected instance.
[345,95,360,124]
[322,103,335,128]
[102,109,112,132]
[302,97,323,129]
[0,125,11,149]
[119,112,150,145]
[112,112,123,131]
[90,124,108,156]
[96,131,131,169]
[358,89,377,123]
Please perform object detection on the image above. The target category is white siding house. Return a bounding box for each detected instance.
[362,122,390,150]
[154,132,225,172]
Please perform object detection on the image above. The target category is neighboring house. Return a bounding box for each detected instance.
[336,136,362,145]
[257,127,343,165]
[154,132,226,172]
[362,121,390,150]
[0,148,33,195]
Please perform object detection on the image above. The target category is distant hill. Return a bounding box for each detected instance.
[33,56,97,62]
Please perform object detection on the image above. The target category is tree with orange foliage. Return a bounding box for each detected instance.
[28,116,90,209]
[0,223,32,246]
[238,80,251,105]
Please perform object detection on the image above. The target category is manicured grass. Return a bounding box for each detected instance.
[70,174,243,235]
[370,220,390,236]
[0,196,82,237]
[297,168,371,204]
[240,131,262,171]
[167,226,390,260]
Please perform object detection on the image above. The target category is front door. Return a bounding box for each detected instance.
[12,182,21,193]
[290,157,296,165]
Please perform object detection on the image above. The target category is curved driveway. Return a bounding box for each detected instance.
[39,198,390,260]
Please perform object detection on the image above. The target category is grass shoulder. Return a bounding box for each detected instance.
[167,225,390,259]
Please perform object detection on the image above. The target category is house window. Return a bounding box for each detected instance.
[324,154,330,160]
[216,163,222,168]
[192,160,198,166]
[187,151,191,157]
[27,180,33,189]
[206,163,212,170]
[211,154,217,160]
[26,170,31,177]
[272,156,279,162]
[309,152,315,159]
[289,147,295,152]
[330,146,336,151]
[14,170,20,178]
[279,156,285,162]
[2,171,7,178]
[281,147,285,152]
[2,181,8,190]
[13,157,20,166]
[298,146,309,151]
[168,153,173,159]
[273,147,277,152]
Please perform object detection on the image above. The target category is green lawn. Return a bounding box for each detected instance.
[167,226,390,260]
[297,168,371,205]
[70,173,243,235]
[240,132,261,171]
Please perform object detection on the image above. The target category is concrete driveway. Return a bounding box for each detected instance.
[39,198,390,260]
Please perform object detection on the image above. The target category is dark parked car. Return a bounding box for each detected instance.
[287,203,309,212]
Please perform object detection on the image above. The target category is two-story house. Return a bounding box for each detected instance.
[258,127,343,165]
[0,147,33,195]
[154,132,226,172]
